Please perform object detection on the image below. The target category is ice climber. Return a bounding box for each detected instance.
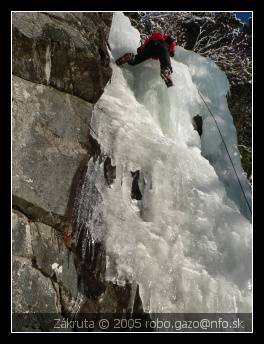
[115,32,176,87]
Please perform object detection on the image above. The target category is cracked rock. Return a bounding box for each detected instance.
[12,210,78,318]
[12,75,91,216]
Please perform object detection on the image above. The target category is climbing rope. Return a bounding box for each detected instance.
[88,88,252,216]
[197,88,252,215]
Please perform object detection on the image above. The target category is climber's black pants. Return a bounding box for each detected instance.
[128,40,172,72]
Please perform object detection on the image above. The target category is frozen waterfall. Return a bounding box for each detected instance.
[76,12,252,314]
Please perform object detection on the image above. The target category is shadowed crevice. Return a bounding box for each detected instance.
[131,170,142,200]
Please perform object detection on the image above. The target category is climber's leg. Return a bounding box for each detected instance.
[116,41,153,67]
[127,49,152,65]
[155,42,174,87]
[157,44,172,72]
[115,53,135,66]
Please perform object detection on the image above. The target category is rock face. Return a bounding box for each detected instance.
[12,210,77,331]
[12,75,92,216]
[227,83,252,178]
[12,12,112,103]
[12,12,122,331]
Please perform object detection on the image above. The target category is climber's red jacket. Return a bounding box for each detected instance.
[137,32,177,56]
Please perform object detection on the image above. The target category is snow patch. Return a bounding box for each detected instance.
[51,263,62,274]
[45,45,51,84]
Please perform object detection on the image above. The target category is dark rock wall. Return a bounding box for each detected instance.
[12,12,112,103]
[12,12,119,331]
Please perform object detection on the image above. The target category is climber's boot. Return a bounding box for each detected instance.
[160,67,174,87]
[116,53,135,66]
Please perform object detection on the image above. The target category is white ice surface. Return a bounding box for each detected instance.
[80,12,252,313]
